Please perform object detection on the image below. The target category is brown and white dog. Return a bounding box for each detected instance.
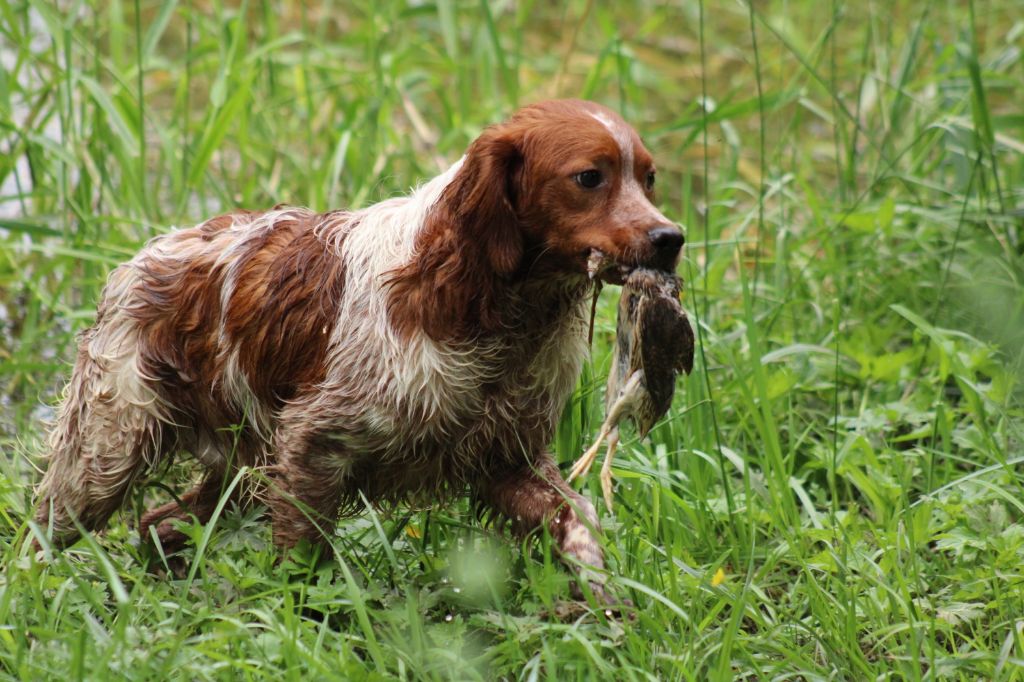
[33,99,683,604]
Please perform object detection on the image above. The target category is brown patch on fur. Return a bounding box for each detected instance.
[478,454,615,604]
[386,128,524,341]
[220,213,348,406]
[128,209,348,430]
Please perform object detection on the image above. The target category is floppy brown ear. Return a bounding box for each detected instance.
[443,127,524,276]
[384,124,526,341]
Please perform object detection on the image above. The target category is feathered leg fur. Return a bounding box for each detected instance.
[33,325,164,548]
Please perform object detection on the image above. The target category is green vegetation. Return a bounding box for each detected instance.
[2,1,1023,678]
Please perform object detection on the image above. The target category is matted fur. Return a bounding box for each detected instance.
[33,99,682,604]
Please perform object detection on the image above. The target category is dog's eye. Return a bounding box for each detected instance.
[575,170,604,189]
[645,171,656,191]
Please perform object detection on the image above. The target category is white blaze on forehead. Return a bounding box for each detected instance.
[590,111,635,177]
[590,110,672,226]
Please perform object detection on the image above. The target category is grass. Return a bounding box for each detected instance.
[2,0,1024,678]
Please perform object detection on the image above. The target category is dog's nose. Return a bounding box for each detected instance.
[647,225,684,269]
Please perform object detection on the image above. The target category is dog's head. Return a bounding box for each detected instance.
[448,99,683,283]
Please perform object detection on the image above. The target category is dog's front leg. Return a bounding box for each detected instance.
[477,453,616,605]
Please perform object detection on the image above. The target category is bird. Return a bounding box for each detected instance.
[568,267,694,512]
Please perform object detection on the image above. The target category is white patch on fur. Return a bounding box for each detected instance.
[302,156,590,472]
[221,348,273,443]
[591,111,634,177]
[324,158,482,419]
[85,267,167,422]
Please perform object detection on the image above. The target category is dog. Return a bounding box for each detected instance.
[32,99,684,604]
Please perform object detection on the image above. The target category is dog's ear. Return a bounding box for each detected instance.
[444,126,524,276]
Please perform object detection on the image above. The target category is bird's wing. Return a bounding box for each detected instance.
[637,294,684,415]
[674,309,695,376]
[659,275,694,376]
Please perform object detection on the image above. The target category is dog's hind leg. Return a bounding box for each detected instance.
[33,327,165,549]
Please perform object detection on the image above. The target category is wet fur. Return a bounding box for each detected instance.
[33,99,679,605]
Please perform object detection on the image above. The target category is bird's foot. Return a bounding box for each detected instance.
[568,440,602,483]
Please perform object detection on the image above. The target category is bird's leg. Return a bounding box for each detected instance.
[599,431,621,513]
[568,421,615,482]
[569,371,643,488]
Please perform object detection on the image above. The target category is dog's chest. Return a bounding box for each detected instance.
[338,302,589,470]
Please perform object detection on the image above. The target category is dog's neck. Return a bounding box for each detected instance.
[385,234,591,343]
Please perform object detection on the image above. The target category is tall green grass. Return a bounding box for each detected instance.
[2,0,1023,679]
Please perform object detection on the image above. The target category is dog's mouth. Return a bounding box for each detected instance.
[585,249,658,286]
[586,249,622,284]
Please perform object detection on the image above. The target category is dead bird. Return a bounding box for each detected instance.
[569,267,695,511]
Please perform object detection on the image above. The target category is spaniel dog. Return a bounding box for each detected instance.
[33,99,683,604]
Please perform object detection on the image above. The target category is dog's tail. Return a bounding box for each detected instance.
[33,300,165,550]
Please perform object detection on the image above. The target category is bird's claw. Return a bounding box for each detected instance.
[568,439,602,483]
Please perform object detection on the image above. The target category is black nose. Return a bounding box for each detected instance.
[647,226,684,269]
